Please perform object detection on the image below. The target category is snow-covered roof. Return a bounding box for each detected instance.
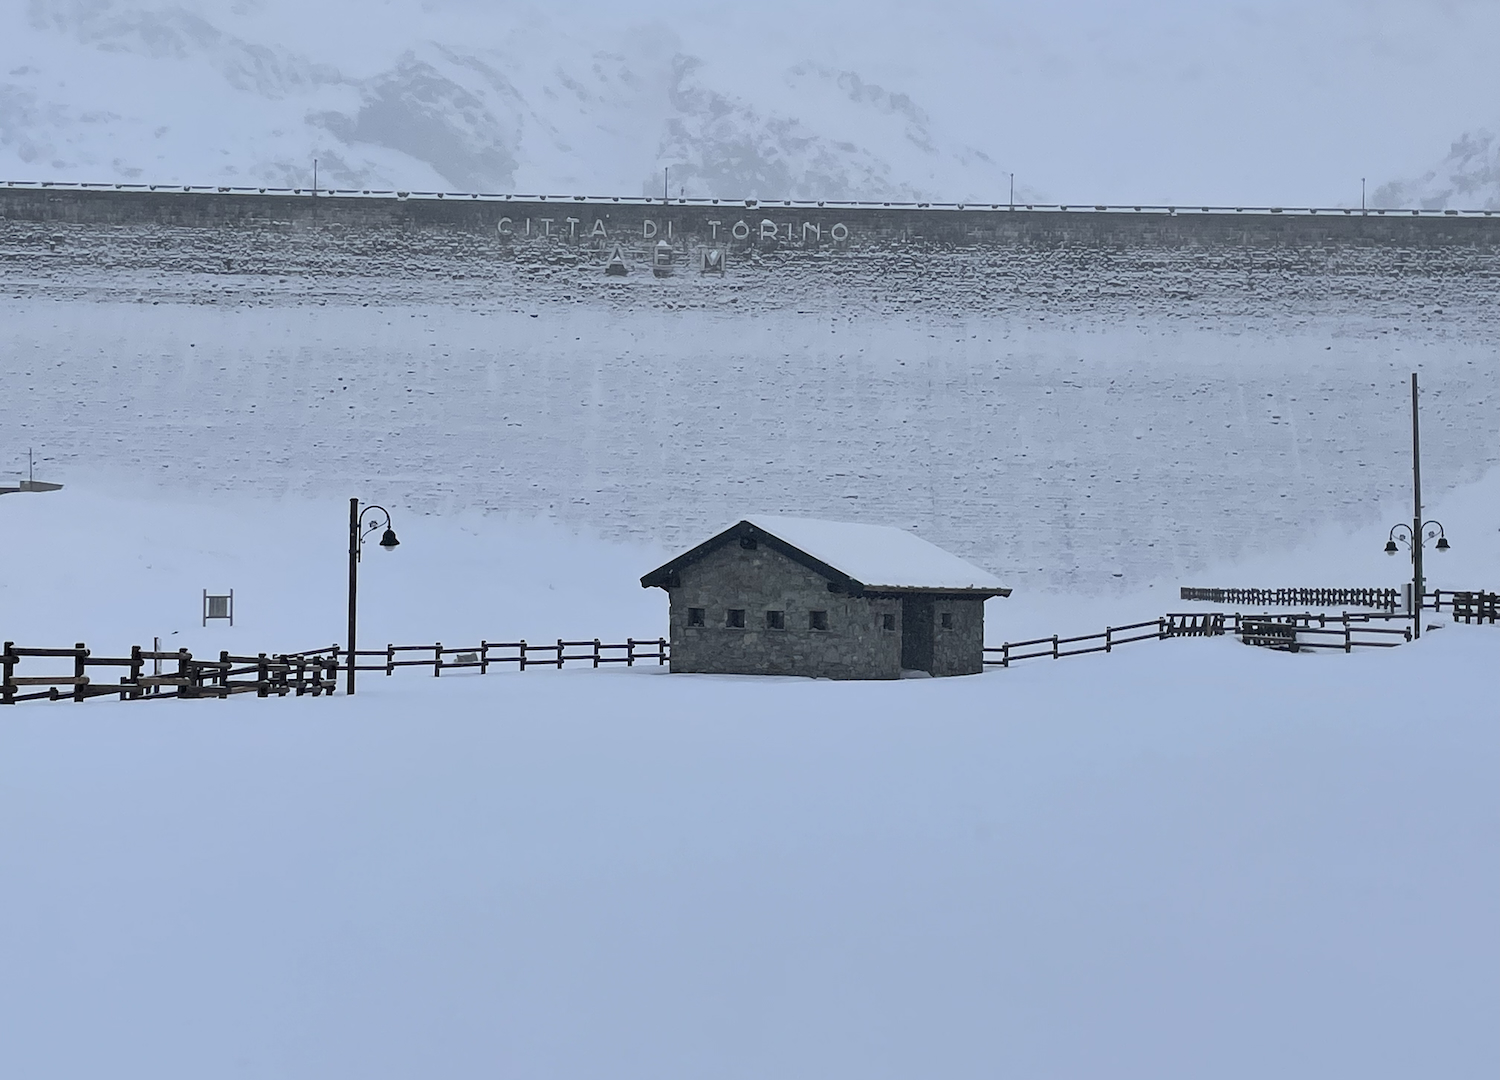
[642,515,1009,595]
[746,516,1007,592]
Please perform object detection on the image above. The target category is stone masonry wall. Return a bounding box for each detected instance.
[928,597,986,677]
[3,186,1498,320]
[666,543,902,680]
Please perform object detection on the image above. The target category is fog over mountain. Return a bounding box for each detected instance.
[1375,129,1500,211]
[2,0,1499,206]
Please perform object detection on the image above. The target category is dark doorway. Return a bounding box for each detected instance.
[900,595,934,673]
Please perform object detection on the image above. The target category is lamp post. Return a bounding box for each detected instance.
[347,498,400,695]
[1383,373,1448,639]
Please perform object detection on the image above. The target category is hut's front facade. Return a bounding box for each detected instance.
[641,517,1010,680]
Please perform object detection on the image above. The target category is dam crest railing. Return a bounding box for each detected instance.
[2,179,1496,218]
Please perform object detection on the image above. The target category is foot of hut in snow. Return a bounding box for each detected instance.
[641,517,1011,680]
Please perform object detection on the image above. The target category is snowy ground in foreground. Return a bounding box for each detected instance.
[1,485,1497,1079]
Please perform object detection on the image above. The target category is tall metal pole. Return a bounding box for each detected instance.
[347,496,359,694]
[1410,372,1423,640]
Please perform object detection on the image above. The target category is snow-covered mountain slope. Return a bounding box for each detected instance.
[0,0,1015,201]
[1373,128,1500,211]
[5,0,1500,205]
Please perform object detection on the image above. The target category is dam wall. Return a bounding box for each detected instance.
[2,184,1497,594]
[3,184,1500,318]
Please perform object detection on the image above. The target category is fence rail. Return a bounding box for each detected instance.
[984,610,1412,667]
[346,638,669,676]
[1181,586,1498,621]
[1180,587,1402,610]
[2,636,668,706]
[1,641,339,704]
[1427,590,1499,623]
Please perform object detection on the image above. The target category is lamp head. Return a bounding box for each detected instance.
[379,527,400,550]
[1435,535,1450,552]
[1384,539,1399,555]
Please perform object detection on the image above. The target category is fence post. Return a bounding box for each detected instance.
[658,637,668,665]
[593,639,601,668]
[556,639,564,670]
[74,643,87,702]
[1051,635,1059,659]
[1002,641,1009,668]
[480,641,490,675]
[434,643,442,677]
[177,649,194,698]
[1344,615,1351,653]
[2,641,14,705]
[257,653,269,697]
[626,638,635,667]
[1104,626,1112,653]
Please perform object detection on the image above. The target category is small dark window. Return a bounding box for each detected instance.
[940,612,954,630]
[765,610,785,630]
[881,612,896,632]
[726,608,746,629]
[809,610,829,631]
[687,607,705,627]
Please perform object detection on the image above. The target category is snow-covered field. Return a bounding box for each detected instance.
[1,483,1497,1079]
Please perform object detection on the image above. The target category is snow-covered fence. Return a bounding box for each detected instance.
[1426,590,1499,624]
[0,643,339,704]
[346,638,669,677]
[1180,587,1402,610]
[985,617,1181,666]
[1182,587,1499,621]
[984,610,1414,668]
[1233,612,1411,652]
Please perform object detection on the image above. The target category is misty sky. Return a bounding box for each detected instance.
[3,0,1498,204]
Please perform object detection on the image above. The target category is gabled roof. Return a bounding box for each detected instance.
[641,515,1010,597]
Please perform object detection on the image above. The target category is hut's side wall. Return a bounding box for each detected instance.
[668,544,901,680]
[928,597,987,677]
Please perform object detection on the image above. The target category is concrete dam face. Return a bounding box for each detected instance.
[3,185,1498,591]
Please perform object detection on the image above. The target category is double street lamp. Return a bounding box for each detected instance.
[347,497,399,695]
[1383,373,1448,639]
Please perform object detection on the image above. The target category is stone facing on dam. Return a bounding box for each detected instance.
[3,185,1499,319]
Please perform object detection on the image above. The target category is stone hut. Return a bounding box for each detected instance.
[641,516,1010,680]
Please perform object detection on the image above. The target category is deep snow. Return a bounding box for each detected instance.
[0,483,1496,1080]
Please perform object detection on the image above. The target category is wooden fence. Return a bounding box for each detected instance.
[346,638,669,676]
[1,637,667,706]
[1,642,339,704]
[1180,587,1402,610]
[1427,590,1499,624]
[983,610,1411,667]
[1182,586,1498,622]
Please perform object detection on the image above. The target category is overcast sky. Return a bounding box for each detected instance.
[645,0,1500,205]
[5,0,1497,204]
